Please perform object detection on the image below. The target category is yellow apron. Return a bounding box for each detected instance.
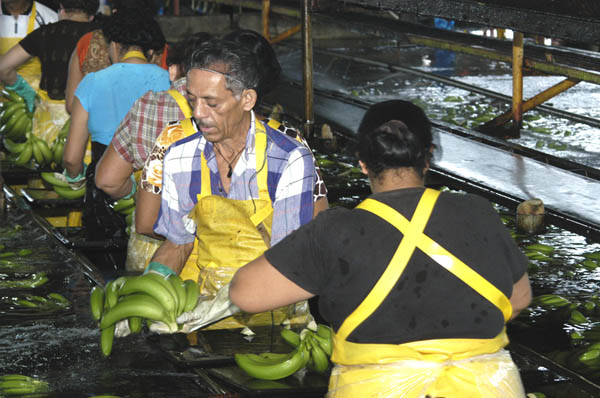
[0,3,41,89]
[328,189,525,398]
[185,122,309,329]
[126,92,193,273]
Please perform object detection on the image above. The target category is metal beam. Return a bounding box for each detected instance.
[302,0,314,138]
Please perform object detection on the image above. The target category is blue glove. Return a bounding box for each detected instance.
[121,174,137,200]
[144,261,176,277]
[62,164,87,190]
[6,75,37,113]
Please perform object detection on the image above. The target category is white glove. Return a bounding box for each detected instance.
[114,319,131,338]
[150,284,240,334]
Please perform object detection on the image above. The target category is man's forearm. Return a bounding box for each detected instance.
[149,239,194,275]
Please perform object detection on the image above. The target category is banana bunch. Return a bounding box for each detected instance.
[0,374,50,397]
[3,132,54,169]
[523,243,554,262]
[13,292,69,310]
[0,90,33,143]
[40,171,85,200]
[235,324,333,380]
[0,248,32,259]
[531,293,572,309]
[0,272,47,289]
[89,273,200,357]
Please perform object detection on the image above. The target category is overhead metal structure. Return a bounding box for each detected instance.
[202,0,600,137]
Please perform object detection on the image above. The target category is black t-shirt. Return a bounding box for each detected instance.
[265,188,528,344]
[20,20,98,100]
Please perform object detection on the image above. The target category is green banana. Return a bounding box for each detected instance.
[13,140,32,166]
[0,102,25,125]
[234,341,311,380]
[41,171,69,188]
[129,316,143,334]
[167,274,186,316]
[53,185,85,199]
[57,118,70,139]
[525,243,554,254]
[280,328,301,348]
[144,272,179,313]
[99,293,177,331]
[125,212,133,226]
[3,107,27,134]
[90,285,105,321]
[101,324,115,357]
[32,137,44,165]
[112,197,135,213]
[311,332,333,357]
[182,279,199,313]
[52,139,64,166]
[3,138,26,154]
[306,334,329,373]
[3,89,25,104]
[35,138,53,165]
[47,293,69,308]
[17,248,32,256]
[105,276,129,309]
[570,309,589,325]
[119,205,135,216]
[15,299,38,308]
[533,294,571,308]
[118,274,177,316]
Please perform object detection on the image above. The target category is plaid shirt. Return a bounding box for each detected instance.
[155,112,316,246]
[111,78,188,170]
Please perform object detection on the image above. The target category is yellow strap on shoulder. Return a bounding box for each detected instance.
[168,89,192,118]
[254,120,270,203]
[358,191,512,323]
[180,118,195,136]
[27,3,36,34]
[121,50,147,62]
[199,150,211,198]
[336,189,440,341]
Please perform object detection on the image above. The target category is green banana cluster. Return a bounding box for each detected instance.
[112,197,135,216]
[235,324,334,380]
[0,272,47,289]
[13,292,69,311]
[532,294,572,309]
[89,273,200,357]
[0,374,50,396]
[40,172,86,200]
[523,243,554,262]
[0,90,33,143]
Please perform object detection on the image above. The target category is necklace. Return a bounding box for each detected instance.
[213,144,245,178]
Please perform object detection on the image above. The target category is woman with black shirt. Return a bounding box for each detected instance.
[0,0,98,143]
[227,100,532,398]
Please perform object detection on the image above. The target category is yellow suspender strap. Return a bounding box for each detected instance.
[336,189,441,341]
[27,3,36,34]
[249,121,272,226]
[199,151,211,197]
[357,191,513,326]
[168,89,192,118]
[120,50,147,62]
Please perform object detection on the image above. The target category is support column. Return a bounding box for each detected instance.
[302,0,314,139]
[512,31,524,137]
[262,0,270,39]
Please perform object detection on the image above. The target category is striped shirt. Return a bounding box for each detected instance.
[155,112,316,246]
[111,78,188,170]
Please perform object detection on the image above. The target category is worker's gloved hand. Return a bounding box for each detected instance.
[175,284,240,334]
[143,261,176,277]
[6,75,37,113]
[114,319,131,338]
[61,164,87,190]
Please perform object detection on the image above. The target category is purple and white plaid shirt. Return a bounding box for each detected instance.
[111,78,188,170]
[155,112,316,246]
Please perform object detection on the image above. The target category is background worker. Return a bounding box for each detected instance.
[144,39,317,331]
[64,0,165,113]
[94,31,212,273]
[136,29,328,241]
[61,9,169,267]
[0,0,98,144]
[227,100,532,397]
[0,0,57,90]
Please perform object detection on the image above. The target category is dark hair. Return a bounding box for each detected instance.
[187,38,260,97]
[60,0,99,15]
[357,100,433,177]
[102,10,165,54]
[166,32,212,67]
[110,0,158,15]
[222,29,281,104]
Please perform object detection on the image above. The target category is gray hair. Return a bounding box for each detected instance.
[186,38,260,97]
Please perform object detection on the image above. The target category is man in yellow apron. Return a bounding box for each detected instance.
[227,105,532,397]
[94,32,212,273]
[144,39,317,331]
[0,0,57,92]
